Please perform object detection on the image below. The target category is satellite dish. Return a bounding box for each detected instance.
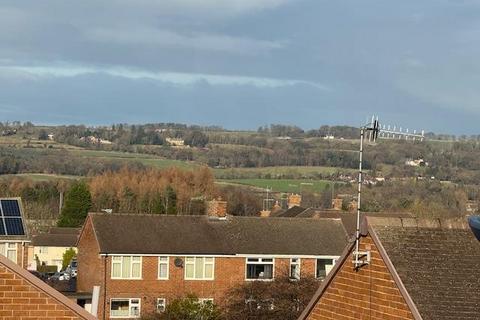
[174,258,184,268]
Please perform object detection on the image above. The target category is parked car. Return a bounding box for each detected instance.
[65,258,78,278]
[50,271,70,281]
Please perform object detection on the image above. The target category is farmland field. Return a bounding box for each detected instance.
[213,166,359,179]
[68,149,196,169]
[219,178,336,193]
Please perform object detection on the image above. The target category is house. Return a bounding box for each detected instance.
[28,227,81,272]
[165,138,185,146]
[0,253,95,319]
[0,198,30,268]
[299,216,480,320]
[76,211,348,319]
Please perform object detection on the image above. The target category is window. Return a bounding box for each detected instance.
[158,256,169,279]
[316,258,335,279]
[246,258,274,280]
[38,246,48,254]
[289,258,300,280]
[111,256,142,279]
[0,243,17,263]
[185,257,214,280]
[156,298,166,313]
[110,298,141,318]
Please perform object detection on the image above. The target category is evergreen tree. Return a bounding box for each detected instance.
[165,186,177,215]
[57,181,92,227]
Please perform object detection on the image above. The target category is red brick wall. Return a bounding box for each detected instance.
[0,264,88,319]
[307,235,414,320]
[77,217,103,295]
[101,256,320,318]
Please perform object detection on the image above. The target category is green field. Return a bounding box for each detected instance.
[69,149,196,169]
[0,173,80,182]
[213,166,358,179]
[219,178,335,193]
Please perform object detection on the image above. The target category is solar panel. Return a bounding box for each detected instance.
[0,199,26,236]
[4,218,24,236]
[1,200,21,217]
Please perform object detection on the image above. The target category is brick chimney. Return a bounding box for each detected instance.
[332,198,343,211]
[288,194,302,209]
[207,197,228,218]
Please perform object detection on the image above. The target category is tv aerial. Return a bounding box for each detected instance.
[353,115,425,269]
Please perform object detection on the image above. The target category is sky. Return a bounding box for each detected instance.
[0,0,479,134]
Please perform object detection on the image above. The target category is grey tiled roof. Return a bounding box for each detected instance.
[32,230,80,247]
[88,213,348,256]
[372,219,480,320]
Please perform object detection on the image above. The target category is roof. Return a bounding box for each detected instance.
[0,254,95,320]
[369,217,480,320]
[86,213,348,256]
[300,216,480,320]
[280,207,413,236]
[274,206,307,218]
[32,227,81,247]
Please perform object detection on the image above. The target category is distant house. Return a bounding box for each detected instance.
[299,216,480,320]
[76,208,348,319]
[0,198,30,268]
[80,136,112,145]
[0,254,95,319]
[405,158,428,167]
[165,137,185,146]
[28,227,81,272]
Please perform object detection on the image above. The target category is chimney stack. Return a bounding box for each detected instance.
[287,194,302,209]
[207,197,228,218]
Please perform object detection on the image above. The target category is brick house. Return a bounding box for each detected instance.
[76,212,348,319]
[0,198,30,268]
[0,253,95,319]
[299,216,480,320]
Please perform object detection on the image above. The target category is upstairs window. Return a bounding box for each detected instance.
[111,256,142,279]
[110,298,141,318]
[289,258,300,280]
[316,258,335,279]
[158,257,169,280]
[246,258,274,280]
[185,257,214,280]
[0,243,16,263]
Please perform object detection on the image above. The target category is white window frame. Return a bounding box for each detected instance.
[156,298,166,313]
[110,298,141,318]
[315,258,336,279]
[158,256,169,280]
[0,243,17,263]
[184,257,215,280]
[111,256,142,280]
[289,258,301,280]
[245,257,275,281]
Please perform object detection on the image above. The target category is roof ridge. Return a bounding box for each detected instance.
[366,216,469,230]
